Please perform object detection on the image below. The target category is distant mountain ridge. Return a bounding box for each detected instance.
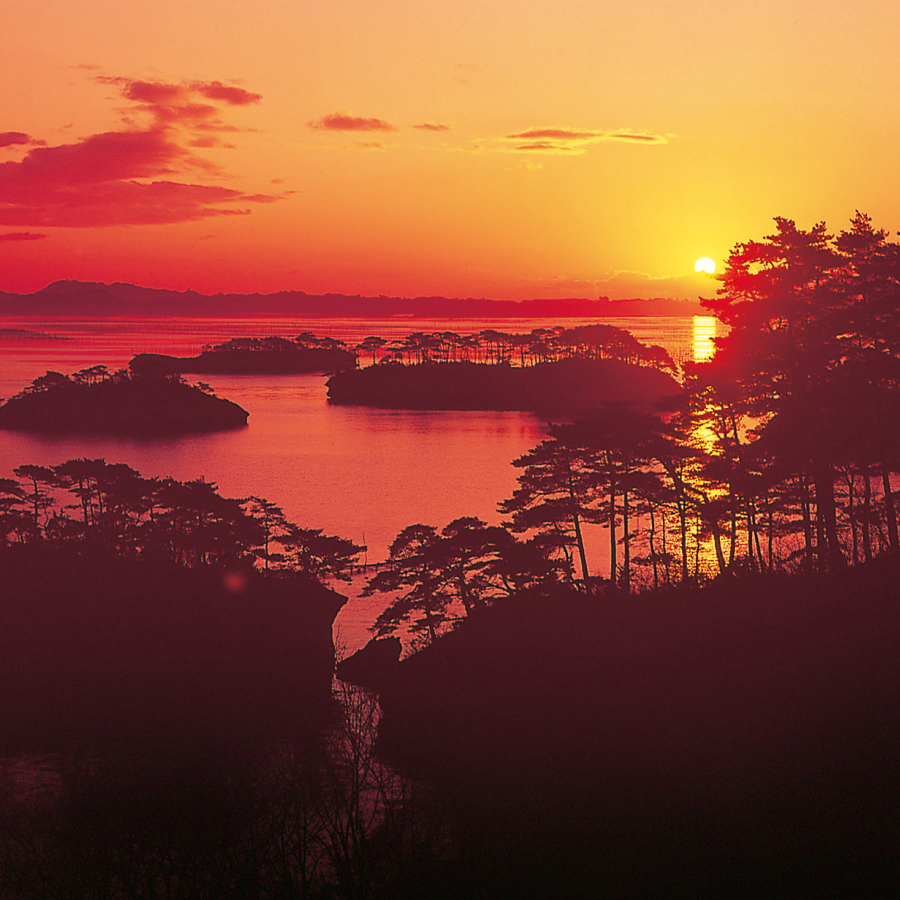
[0,280,705,318]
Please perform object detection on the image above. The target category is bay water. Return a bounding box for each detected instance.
[0,315,718,651]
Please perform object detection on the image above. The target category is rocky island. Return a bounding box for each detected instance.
[130,335,356,377]
[0,367,249,435]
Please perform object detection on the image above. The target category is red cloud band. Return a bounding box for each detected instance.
[0,76,277,228]
[309,113,398,132]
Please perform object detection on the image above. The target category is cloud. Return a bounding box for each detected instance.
[593,269,709,299]
[0,76,279,228]
[508,128,601,140]
[309,113,398,132]
[0,231,48,242]
[514,142,580,154]
[0,132,46,149]
[414,123,450,132]
[501,126,668,154]
[606,131,667,144]
[101,76,259,134]
[192,81,262,106]
[1,132,32,148]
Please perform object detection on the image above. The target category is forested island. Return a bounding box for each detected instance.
[0,367,249,434]
[130,335,356,376]
[328,323,679,412]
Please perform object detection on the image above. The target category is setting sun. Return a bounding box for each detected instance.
[694,257,717,274]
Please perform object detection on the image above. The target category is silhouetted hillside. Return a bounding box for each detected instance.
[0,544,342,754]
[0,279,704,318]
[358,561,900,897]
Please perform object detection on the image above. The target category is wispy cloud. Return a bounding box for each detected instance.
[309,112,398,132]
[605,131,667,144]
[514,141,580,154]
[508,128,601,140]
[0,76,280,228]
[502,126,668,154]
[414,123,451,132]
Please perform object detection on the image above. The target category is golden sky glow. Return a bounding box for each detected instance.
[3,0,900,299]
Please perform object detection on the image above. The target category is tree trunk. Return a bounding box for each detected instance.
[609,484,617,584]
[814,463,844,570]
[622,486,630,594]
[565,460,590,582]
[880,461,898,553]
[863,471,873,562]
[801,474,814,571]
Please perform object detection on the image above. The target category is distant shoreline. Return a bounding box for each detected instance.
[0,280,707,319]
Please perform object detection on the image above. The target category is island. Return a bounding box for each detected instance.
[0,367,249,435]
[327,357,680,414]
[129,335,356,377]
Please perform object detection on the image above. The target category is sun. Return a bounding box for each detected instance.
[694,256,716,274]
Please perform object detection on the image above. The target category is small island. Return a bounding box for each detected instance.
[327,358,679,413]
[130,334,357,377]
[0,367,249,435]
[326,324,681,414]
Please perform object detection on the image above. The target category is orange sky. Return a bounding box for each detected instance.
[3,0,900,300]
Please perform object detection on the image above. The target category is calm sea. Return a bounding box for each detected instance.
[0,315,719,651]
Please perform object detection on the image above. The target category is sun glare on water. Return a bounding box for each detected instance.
[694,257,717,274]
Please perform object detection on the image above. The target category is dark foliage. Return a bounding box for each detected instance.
[0,368,248,435]
[327,357,679,414]
[130,333,357,376]
[369,561,900,897]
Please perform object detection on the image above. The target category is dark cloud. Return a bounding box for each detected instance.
[193,81,262,106]
[0,178,266,228]
[0,231,47,241]
[101,77,257,134]
[0,76,279,228]
[0,132,33,148]
[122,80,184,105]
[309,113,398,132]
[414,123,450,132]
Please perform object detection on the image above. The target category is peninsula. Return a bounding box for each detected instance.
[0,368,249,435]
